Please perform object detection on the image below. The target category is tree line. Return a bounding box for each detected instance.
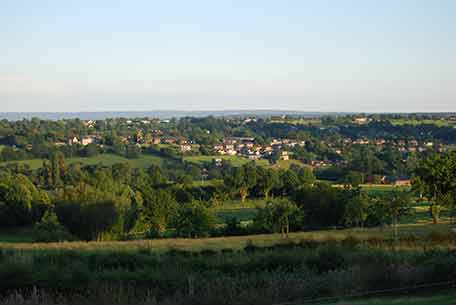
[0,151,455,241]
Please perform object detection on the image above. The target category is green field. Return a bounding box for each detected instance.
[389,118,455,127]
[213,199,266,223]
[184,155,270,167]
[213,198,451,226]
[331,183,411,195]
[215,208,257,224]
[215,192,450,227]
[184,155,310,170]
[0,153,167,170]
[361,184,411,195]
[272,159,309,169]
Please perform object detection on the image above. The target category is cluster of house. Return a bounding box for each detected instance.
[342,138,444,153]
[65,135,101,146]
[353,117,371,125]
[212,137,301,160]
[126,131,197,153]
[62,132,197,154]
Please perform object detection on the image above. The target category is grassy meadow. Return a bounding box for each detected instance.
[389,118,456,127]
[272,159,309,169]
[0,153,167,170]
[184,155,270,167]
[2,152,309,171]
[1,221,454,252]
[184,154,310,169]
[212,199,265,224]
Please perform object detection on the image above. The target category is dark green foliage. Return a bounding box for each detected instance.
[125,144,141,159]
[223,163,257,202]
[0,174,50,227]
[414,151,456,223]
[255,167,280,199]
[54,183,131,240]
[280,169,300,195]
[82,143,99,157]
[56,199,119,241]
[292,182,348,228]
[172,201,216,238]
[33,211,73,242]
[138,188,177,237]
[253,198,302,235]
[223,217,244,236]
[343,189,369,227]
[342,170,364,187]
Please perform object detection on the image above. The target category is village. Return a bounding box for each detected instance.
[60,117,446,172]
[3,114,451,191]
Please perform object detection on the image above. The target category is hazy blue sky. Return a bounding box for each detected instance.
[1,0,455,112]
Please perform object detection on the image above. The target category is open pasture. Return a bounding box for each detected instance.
[0,153,167,170]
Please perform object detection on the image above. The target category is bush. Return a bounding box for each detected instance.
[33,211,73,242]
[171,201,216,238]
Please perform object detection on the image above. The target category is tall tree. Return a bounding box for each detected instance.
[171,201,216,238]
[254,198,300,236]
[414,152,456,224]
[385,188,413,241]
[138,187,178,237]
[256,167,280,199]
[223,163,257,202]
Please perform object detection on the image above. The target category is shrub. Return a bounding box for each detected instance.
[171,201,216,238]
[33,211,73,242]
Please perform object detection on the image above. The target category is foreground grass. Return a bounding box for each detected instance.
[320,293,456,305]
[0,226,455,305]
[1,236,456,305]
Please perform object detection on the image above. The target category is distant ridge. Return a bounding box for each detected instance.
[1,111,454,121]
[0,110,347,121]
